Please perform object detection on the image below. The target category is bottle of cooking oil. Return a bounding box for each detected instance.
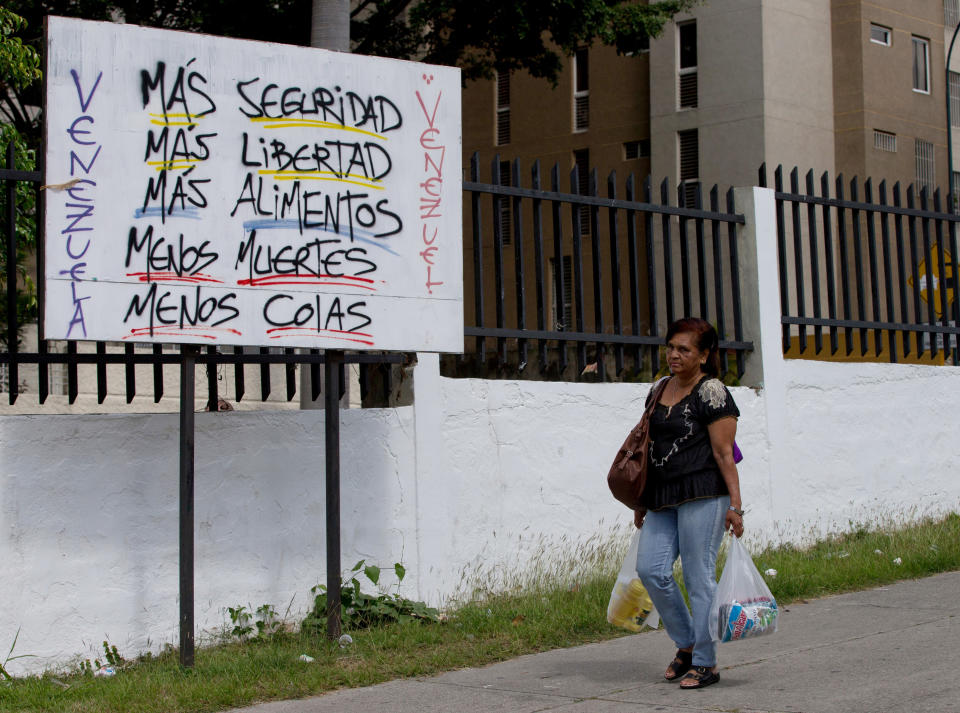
[607,578,654,632]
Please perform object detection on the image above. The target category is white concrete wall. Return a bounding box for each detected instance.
[770,358,960,542]
[5,353,960,676]
[4,188,960,675]
[0,407,419,675]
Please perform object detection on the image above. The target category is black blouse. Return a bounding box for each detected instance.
[641,374,740,511]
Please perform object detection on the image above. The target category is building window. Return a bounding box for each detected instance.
[496,70,511,145]
[678,129,699,206]
[951,72,960,127]
[623,34,651,55]
[915,138,935,197]
[870,23,891,46]
[947,0,960,27]
[678,21,698,109]
[550,255,573,331]
[873,130,897,152]
[624,139,651,160]
[913,36,930,93]
[498,160,512,246]
[573,148,591,234]
[573,48,589,132]
[952,171,960,208]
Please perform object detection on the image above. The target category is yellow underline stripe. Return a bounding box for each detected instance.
[147,160,202,171]
[149,119,198,127]
[147,113,208,120]
[259,170,385,190]
[250,117,386,140]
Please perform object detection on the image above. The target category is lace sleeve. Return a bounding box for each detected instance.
[696,378,739,424]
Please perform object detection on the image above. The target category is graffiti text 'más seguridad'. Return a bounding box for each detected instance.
[236,79,402,133]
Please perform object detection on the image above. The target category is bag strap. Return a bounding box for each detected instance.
[627,377,669,437]
[642,377,670,421]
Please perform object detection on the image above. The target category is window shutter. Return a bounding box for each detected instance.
[498,160,512,246]
[574,95,590,131]
[915,138,935,197]
[573,149,590,235]
[679,73,698,109]
[678,21,698,109]
[678,129,700,207]
[573,48,589,132]
[946,0,960,27]
[496,71,511,145]
[873,130,897,153]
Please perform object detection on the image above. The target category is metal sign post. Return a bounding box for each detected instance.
[324,350,343,638]
[179,345,198,667]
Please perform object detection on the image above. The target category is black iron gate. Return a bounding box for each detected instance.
[459,152,751,382]
[764,163,960,365]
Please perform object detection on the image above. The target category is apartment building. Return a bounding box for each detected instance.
[463,0,956,204]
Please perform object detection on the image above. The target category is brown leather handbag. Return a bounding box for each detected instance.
[607,378,670,510]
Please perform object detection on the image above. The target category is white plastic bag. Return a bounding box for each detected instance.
[606,530,659,632]
[712,535,778,643]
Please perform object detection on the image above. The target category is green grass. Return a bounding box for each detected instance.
[1,512,958,713]
[749,511,960,601]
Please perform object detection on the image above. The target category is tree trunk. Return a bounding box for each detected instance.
[311,0,350,51]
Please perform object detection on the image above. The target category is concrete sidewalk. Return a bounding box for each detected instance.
[231,571,960,713]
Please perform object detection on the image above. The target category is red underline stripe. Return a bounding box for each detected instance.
[236,274,376,289]
[265,327,375,345]
[122,331,219,341]
[126,272,224,284]
[123,326,244,340]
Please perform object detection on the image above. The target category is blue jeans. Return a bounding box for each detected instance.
[636,496,729,668]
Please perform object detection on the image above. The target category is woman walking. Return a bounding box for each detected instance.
[635,317,743,689]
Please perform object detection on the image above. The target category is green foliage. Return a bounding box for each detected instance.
[226,606,254,640]
[254,604,279,638]
[78,640,125,674]
[752,511,960,603]
[0,5,42,143]
[0,124,38,350]
[403,0,702,84]
[0,10,39,353]
[0,8,41,90]
[303,560,439,632]
[0,627,35,683]
[0,516,956,712]
[226,604,280,641]
[1,0,700,143]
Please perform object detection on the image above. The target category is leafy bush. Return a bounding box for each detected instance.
[226,604,280,641]
[0,124,37,349]
[303,560,438,632]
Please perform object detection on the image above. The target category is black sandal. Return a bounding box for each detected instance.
[663,649,693,681]
[679,665,720,689]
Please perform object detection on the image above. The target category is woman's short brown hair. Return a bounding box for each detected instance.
[665,317,721,377]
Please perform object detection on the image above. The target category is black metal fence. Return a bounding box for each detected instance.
[763,164,960,365]
[2,141,754,407]
[1,145,404,407]
[456,153,750,382]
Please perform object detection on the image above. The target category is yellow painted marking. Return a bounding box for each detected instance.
[147,113,208,120]
[908,245,955,317]
[149,119,199,127]
[258,170,385,190]
[250,117,386,140]
[147,160,201,171]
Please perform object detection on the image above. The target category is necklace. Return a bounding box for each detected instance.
[665,375,699,418]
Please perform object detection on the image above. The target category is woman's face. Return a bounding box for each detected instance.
[666,331,707,378]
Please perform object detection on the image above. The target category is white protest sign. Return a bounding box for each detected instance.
[44,17,462,352]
